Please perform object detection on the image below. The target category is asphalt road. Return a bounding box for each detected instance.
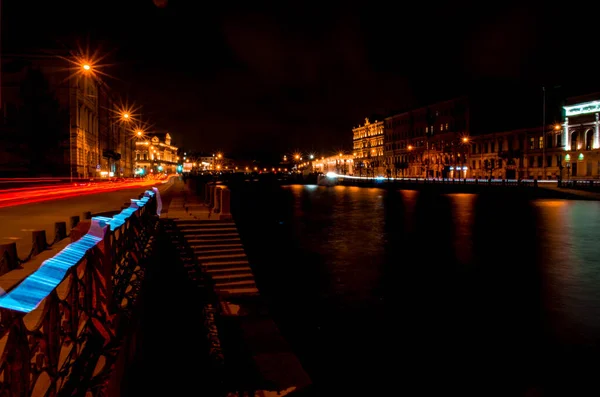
[0,177,177,259]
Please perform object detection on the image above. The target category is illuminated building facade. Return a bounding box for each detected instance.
[134,132,179,176]
[560,96,600,179]
[353,118,384,176]
[312,154,354,175]
[384,97,470,178]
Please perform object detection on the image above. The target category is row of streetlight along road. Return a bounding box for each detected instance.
[77,59,152,144]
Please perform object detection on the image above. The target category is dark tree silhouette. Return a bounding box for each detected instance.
[18,69,68,175]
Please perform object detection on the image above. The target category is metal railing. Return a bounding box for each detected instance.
[0,187,161,396]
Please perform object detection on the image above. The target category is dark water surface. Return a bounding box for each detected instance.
[231,183,600,396]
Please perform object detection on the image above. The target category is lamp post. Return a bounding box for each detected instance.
[461,136,470,180]
[70,61,94,182]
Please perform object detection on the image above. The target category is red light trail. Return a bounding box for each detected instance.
[0,178,169,209]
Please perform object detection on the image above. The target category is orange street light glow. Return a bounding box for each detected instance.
[82,64,91,71]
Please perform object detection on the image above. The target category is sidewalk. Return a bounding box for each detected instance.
[161,178,214,220]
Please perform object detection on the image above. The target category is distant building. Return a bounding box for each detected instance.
[560,93,600,179]
[134,132,178,175]
[383,97,469,178]
[312,154,354,175]
[353,118,384,176]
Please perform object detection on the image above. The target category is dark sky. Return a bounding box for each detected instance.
[3,0,597,159]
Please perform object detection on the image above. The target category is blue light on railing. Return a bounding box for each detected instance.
[0,187,159,313]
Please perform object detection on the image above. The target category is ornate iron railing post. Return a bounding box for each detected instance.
[0,187,162,397]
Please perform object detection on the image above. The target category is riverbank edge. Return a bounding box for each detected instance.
[163,179,313,396]
[308,179,600,200]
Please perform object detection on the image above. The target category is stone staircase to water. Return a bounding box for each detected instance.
[175,220,259,297]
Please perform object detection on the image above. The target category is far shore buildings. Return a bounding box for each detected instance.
[352,118,384,176]
[312,154,355,175]
[354,92,600,180]
[134,132,179,175]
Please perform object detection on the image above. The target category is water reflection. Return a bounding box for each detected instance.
[231,183,600,396]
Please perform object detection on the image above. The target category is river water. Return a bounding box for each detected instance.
[230,183,600,396]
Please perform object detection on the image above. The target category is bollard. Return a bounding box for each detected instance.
[208,185,216,208]
[54,221,67,241]
[31,230,47,256]
[83,211,92,220]
[214,188,222,213]
[220,189,233,220]
[206,183,215,205]
[0,242,19,275]
[70,215,80,229]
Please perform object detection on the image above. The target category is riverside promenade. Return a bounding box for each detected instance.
[124,178,312,396]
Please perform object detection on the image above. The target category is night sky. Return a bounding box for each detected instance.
[3,0,598,160]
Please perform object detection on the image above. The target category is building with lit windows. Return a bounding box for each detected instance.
[384,97,470,178]
[560,95,600,179]
[134,132,178,176]
[468,94,600,181]
[353,118,384,176]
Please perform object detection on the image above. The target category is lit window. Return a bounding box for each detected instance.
[539,136,544,149]
[445,123,449,130]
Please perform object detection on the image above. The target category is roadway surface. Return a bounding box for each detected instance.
[0,177,177,259]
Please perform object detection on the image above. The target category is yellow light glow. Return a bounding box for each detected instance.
[555,124,561,130]
[462,137,468,143]
[82,64,91,71]
[339,153,343,157]
[136,131,143,136]
[123,113,129,119]
[408,145,413,150]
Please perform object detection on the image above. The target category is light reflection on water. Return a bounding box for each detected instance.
[232,184,600,396]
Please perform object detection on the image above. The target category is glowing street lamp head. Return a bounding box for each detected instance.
[294,154,300,160]
[554,124,561,130]
[122,113,130,120]
[309,154,314,159]
[462,137,468,143]
[136,130,143,137]
[82,63,91,71]
[408,145,413,150]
